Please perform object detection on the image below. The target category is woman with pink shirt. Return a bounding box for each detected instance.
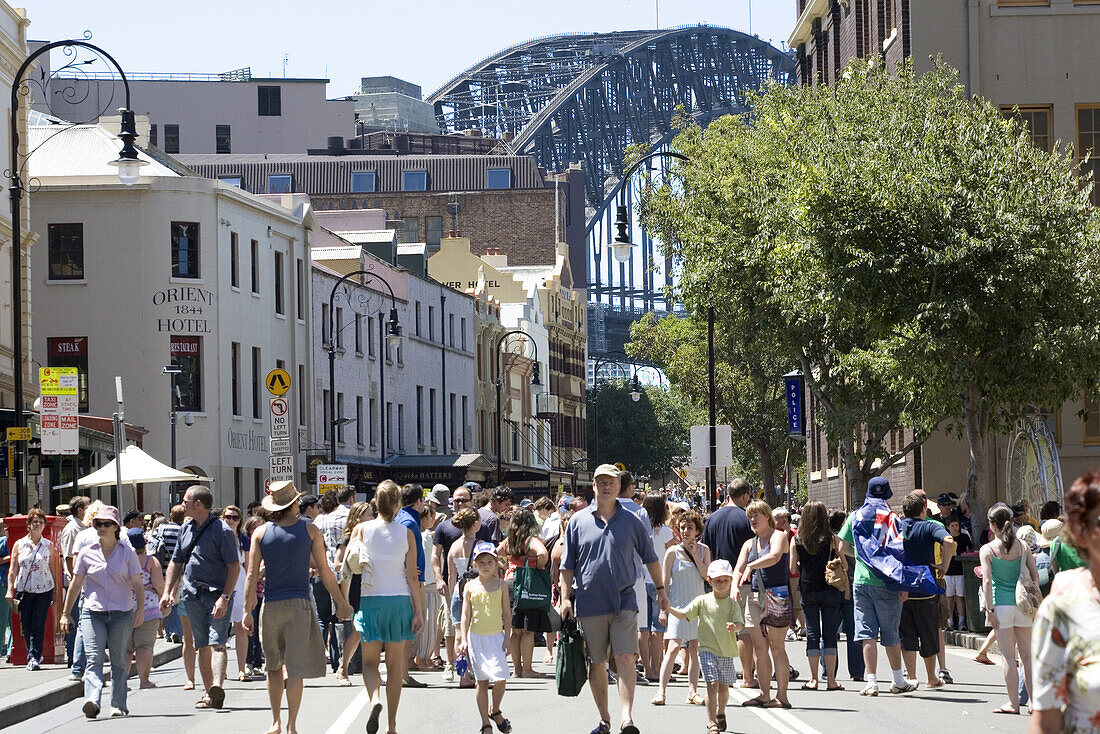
[60,505,144,719]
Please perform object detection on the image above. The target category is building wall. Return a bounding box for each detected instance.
[30,177,315,510]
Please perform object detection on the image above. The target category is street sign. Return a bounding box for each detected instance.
[269,438,291,454]
[269,454,295,481]
[269,397,290,439]
[317,463,348,493]
[6,427,30,441]
[614,462,626,471]
[677,468,687,480]
[689,425,733,468]
[784,371,806,438]
[265,368,291,396]
[40,367,79,455]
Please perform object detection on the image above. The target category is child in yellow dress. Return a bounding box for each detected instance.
[459,541,513,734]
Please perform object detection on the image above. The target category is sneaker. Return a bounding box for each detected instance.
[590,721,611,734]
[785,629,797,642]
[938,669,953,684]
[27,659,39,671]
[889,681,918,694]
[635,673,649,685]
[109,708,128,717]
[82,701,99,719]
[170,634,183,644]
[860,683,879,697]
[607,670,617,684]
[442,664,455,683]
[67,673,81,681]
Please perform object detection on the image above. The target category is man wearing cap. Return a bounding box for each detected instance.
[432,484,472,682]
[298,494,321,522]
[160,485,241,710]
[244,481,351,734]
[561,464,667,734]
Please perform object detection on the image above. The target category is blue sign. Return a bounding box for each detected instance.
[784,372,805,438]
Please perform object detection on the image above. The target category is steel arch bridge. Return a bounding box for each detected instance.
[429,26,795,352]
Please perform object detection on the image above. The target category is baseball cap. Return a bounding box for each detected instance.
[935,493,956,506]
[706,559,736,579]
[592,463,621,480]
[557,495,573,513]
[126,526,147,551]
[472,541,498,559]
[519,498,533,508]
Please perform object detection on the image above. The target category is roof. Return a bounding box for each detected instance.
[385,454,494,471]
[341,230,397,244]
[398,243,427,255]
[28,124,177,180]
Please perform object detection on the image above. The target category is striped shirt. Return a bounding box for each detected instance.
[150,522,181,562]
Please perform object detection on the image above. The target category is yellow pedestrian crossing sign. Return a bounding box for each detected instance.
[265,368,291,396]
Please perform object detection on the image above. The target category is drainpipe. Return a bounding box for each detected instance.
[441,292,447,455]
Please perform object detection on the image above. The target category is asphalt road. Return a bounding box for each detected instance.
[7,640,1032,734]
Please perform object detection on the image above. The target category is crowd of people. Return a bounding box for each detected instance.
[0,464,1098,734]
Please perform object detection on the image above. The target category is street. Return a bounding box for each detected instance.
[6,640,1031,734]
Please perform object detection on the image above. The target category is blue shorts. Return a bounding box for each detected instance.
[451,592,463,626]
[853,584,902,648]
[182,592,234,649]
[642,583,666,634]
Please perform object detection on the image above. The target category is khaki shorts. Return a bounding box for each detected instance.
[128,617,160,654]
[938,594,951,628]
[578,610,638,664]
[789,580,802,613]
[743,590,766,629]
[261,598,327,679]
[438,592,454,637]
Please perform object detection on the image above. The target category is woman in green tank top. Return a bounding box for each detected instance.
[980,503,1040,715]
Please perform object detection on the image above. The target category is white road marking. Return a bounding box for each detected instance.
[726,686,826,734]
[324,687,369,734]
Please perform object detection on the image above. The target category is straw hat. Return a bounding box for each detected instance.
[262,481,304,512]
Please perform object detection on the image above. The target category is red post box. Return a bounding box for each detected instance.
[3,514,66,665]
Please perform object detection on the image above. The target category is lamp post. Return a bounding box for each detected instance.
[327,269,402,464]
[495,330,541,485]
[162,365,182,469]
[589,350,639,468]
[10,40,146,512]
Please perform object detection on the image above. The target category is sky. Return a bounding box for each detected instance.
[17,0,796,99]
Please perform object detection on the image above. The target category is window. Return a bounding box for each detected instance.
[321,303,330,345]
[215,124,231,154]
[250,239,260,293]
[369,397,377,446]
[1079,106,1100,206]
[337,393,345,444]
[351,171,376,192]
[354,313,362,354]
[164,124,179,154]
[426,216,443,247]
[171,222,200,278]
[274,251,284,315]
[47,337,89,412]
[462,396,469,451]
[460,318,467,350]
[1085,393,1100,445]
[230,232,240,288]
[233,467,242,507]
[322,389,330,440]
[170,336,202,411]
[267,174,292,194]
[149,124,157,148]
[47,223,84,280]
[219,175,242,188]
[251,346,261,419]
[450,393,456,450]
[487,168,511,189]
[448,314,455,347]
[1002,105,1052,152]
[415,302,422,336]
[253,469,263,502]
[398,405,405,451]
[297,364,306,426]
[295,258,305,320]
[403,217,418,243]
[231,342,241,416]
[402,170,427,191]
[367,315,376,356]
[428,305,435,341]
[356,396,364,445]
[998,0,1049,6]
[429,388,437,446]
[335,307,344,349]
[386,403,393,450]
[416,386,424,445]
[258,86,281,116]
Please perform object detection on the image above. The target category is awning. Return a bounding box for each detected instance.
[56,444,210,489]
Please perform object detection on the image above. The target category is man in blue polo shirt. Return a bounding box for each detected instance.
[561,464,667,734]
[398,483,427,688]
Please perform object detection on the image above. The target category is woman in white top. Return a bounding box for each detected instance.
[640,492,675,680]
[6,508,59,670]
[341,480,424,734]
[220,505,251,682]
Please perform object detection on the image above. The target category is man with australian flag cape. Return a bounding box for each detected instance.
[839,477,939,697]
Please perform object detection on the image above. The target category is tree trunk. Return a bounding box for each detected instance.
[839,434,871,510]
[961,382,991,536]
[759,445,777,508]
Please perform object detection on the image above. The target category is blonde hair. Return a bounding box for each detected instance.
[342,502,372,539]
[746,500,775,529]
[374,480,401,521]
[83,500,104,527]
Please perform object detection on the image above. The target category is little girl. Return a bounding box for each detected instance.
[458,541,513,734]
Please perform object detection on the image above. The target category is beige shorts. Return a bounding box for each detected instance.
[789,580,802,612]
[128,617,160,654]
[743,591,766,629]
[261,598,327,679]
[578,610,638,664]
[438,592,454,637]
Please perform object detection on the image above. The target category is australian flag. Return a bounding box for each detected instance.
[852,498,943,595]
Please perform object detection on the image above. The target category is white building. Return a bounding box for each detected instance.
[28,122,316,510]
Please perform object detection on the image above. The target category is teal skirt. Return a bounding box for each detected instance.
[355,595,415,643]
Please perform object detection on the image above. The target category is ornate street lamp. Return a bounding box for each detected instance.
[495,330,541,484]
[610,150,688,264]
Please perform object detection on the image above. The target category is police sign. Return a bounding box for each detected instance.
[784,371,805,438]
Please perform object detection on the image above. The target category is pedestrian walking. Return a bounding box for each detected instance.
[159,485,242,710]
[149,504,184,643]
[733,499,792,708]
[654,510,709,706]
[59,506,143,718]
[126,527,163,690]
[413,507,442,673]
[317,487,355,672]
[241,514,266,679]
[0,522,10,658]
[496,506,551,678]
[243,481,352,734]
[433,485,473,682]
[640,492,674,681]
[789,500,844,691]
[665,559,744,734]
[560,464,667,734]
[980,502,1038,715]
[458,541,513,734]
[341,479,425,734]
[397,484,428,688]
[6,507,59,670]
[335,501,374,684]
[57,496,89,671]
[219,505,252,682]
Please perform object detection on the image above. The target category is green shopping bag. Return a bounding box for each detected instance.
[513,565,552,610]
[556,617,588,697]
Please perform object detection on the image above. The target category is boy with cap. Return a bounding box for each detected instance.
[666,559,744,734]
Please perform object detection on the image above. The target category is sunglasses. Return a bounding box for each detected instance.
[453,498,470,505]
[223,514,240,521]
[93,520,116,529]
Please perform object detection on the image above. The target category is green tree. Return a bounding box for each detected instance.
[641,58,1100,506]
[586,379,691,479]
[628,313,804,506]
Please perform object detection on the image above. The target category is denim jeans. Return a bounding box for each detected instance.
[246,599,264,668]
[71,604,88,675]
[82,609,134,712]
[162,602,183,638]
[840,591,864,679]
[311,577,338,668]
[0,577,9,656]
[65,592,82,666]
[17,590,52,663]
[802,587,842,657]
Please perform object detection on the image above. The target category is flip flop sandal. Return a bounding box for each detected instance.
[741,697,768,707]
[620,724,640,734]
[800,682,819,690]
[182,681,195,691]
[686,692,705,705]
[992,706,1019,715]
[716,713,727,732]
[650,693,666,705]
[489,710,512,734]
[707,726,721,734]
[367,702,384,734]
[826,684,845,691]
[207,685,225,709]
[194,696,214,709]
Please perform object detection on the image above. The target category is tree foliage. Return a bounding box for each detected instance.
[641,59,1100,505]
[586,380,692,479]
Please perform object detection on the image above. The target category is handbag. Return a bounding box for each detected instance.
[341,537,373,592]
[513,544,552,610]
[1015,545,1041,617]
[754,537,793,628]
[824,538,851,598]
[555,616,588,697]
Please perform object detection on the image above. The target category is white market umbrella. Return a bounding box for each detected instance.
[54,444,210,490]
